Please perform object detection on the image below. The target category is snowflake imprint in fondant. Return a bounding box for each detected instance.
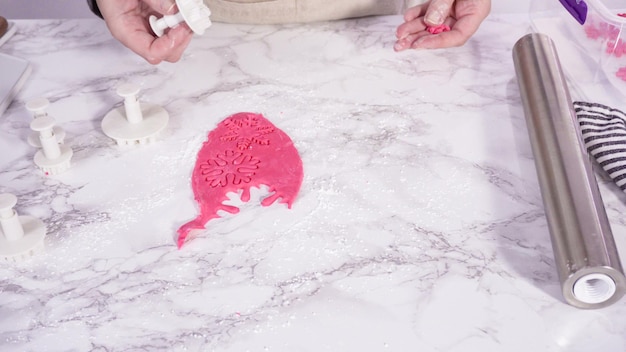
[220,113,275,150]
[177,112,303,248]
[199,150,260,188]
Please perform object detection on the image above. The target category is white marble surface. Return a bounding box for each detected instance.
[1,14,626,352]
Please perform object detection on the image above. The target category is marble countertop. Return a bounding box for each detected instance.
[1,14,626,352]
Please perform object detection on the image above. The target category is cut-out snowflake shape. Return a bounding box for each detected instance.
[199,150,260,188]
[220,114,275,150]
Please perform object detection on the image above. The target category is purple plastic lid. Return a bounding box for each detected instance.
[559,0,588,24]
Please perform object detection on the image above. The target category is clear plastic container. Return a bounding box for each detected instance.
[530,0,626,105]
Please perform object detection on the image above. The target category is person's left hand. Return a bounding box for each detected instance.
[394,0,491,51]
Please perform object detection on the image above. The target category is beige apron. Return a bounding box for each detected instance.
[206,0,411,24]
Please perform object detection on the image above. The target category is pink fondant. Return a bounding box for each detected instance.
[616,66,626,81]
[584,19,626,65]
[426,24,451,35]
[177,112,304,248]
[583,13,626,82]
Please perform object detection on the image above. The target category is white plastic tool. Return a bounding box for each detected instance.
[26,97,66,147]
[30,115,73,175]
[149,0,212,37]
[101,83,169,145]
[0,193,46,262]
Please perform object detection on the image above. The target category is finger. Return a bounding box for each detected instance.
[412,17,478,49]
[126,30,168,64]
[394,35,413,52]
[403,3,428,22]
[142,0,178,15]
[396,18,427,40]
[145,25,193,64]
[394,32,428,52]
[105,16,163,63]
[411,31,463,49]
[121,24,189,64]
[424,0,455,26]
[162,25,194,62]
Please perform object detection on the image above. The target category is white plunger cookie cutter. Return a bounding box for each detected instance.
[30,115,73,175]
[26,97,66,147]
[149,0,212,37]
[0,193,46,262]
[101,83,169,145]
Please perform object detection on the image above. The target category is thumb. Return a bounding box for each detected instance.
[424,0,455,26]
[142,0,178,14]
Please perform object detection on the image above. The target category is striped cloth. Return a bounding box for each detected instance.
[574,101,626,192]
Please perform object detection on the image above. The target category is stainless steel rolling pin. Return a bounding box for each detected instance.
[512,33,626,309]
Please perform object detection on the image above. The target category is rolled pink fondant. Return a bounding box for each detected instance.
[177,112,304,248]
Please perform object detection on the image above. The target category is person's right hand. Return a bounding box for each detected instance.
[395,0,491,51]
[96,0,193,64]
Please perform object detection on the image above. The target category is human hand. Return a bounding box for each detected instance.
[96,0,194,64]
[394,0,491,51]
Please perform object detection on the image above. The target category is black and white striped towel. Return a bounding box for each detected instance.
[574,101,626,192]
